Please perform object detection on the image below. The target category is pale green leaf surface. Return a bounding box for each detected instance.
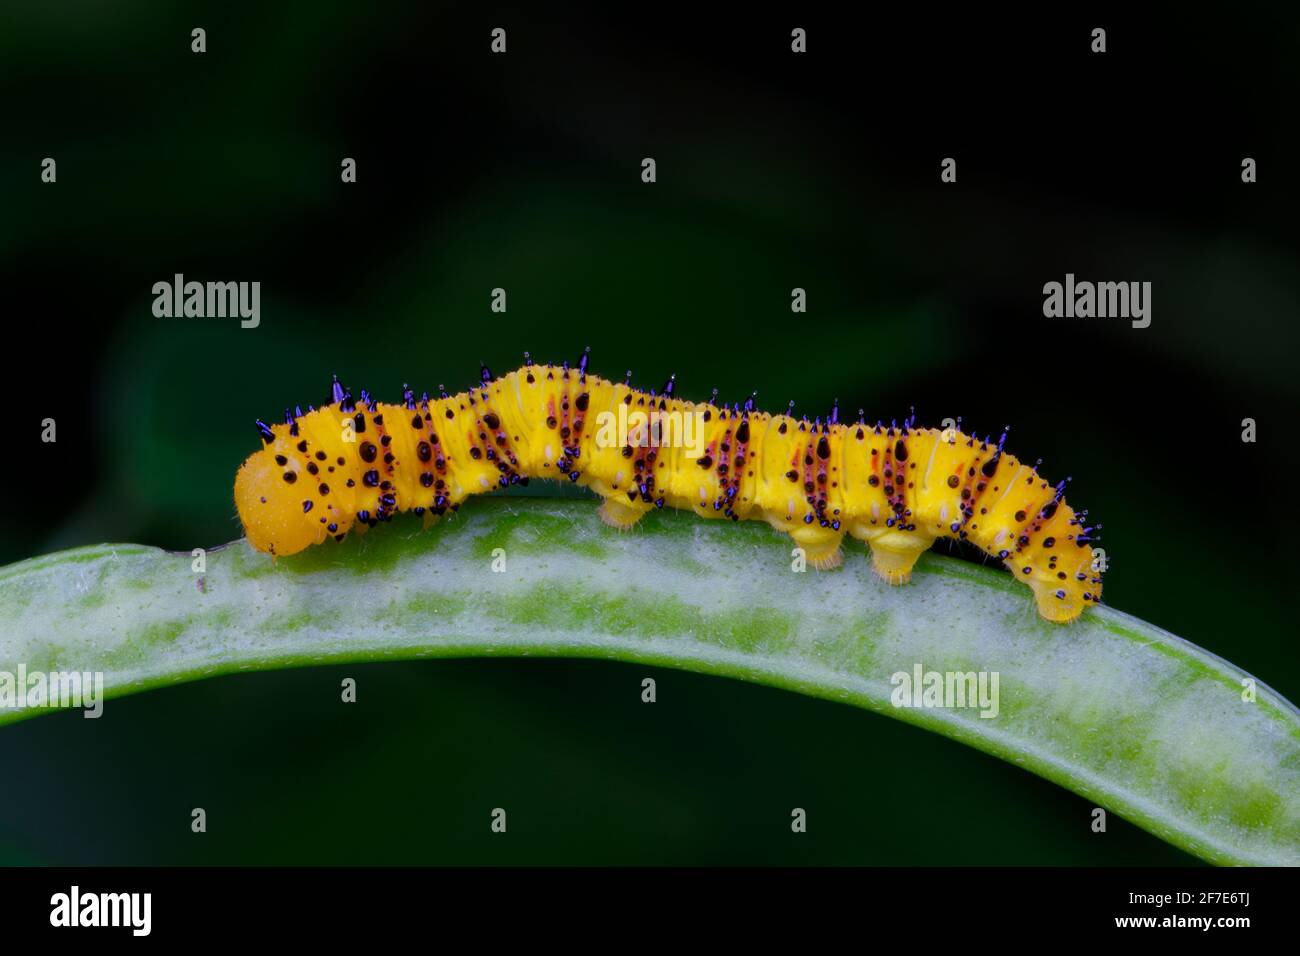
[1,499,1295,866]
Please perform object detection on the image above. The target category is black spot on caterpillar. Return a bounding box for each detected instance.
[236,360,1102,621]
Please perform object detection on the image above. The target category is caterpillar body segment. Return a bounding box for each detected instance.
[235,363,1103,622]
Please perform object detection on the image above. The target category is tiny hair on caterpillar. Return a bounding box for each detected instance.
[234,351,1103,623]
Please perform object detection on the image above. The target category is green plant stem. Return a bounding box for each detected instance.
[0,498,1295,865]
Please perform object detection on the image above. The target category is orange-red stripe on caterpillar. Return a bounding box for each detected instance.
[234,353,1103,623]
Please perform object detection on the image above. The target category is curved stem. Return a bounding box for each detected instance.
[0,499,1295,865]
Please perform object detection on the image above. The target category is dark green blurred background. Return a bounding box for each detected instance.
[1,3,1296,864]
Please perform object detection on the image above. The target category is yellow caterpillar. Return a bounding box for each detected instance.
[235,354,1103,622]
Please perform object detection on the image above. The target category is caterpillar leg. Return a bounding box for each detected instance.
[789,525,845,570]
[861,528,934,585]
[1028,581,1081,623]
[1019,556,1094,624]
[598,496,651,531]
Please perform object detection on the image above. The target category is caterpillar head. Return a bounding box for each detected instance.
[235,432,351,557]
[235,441,316,556]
